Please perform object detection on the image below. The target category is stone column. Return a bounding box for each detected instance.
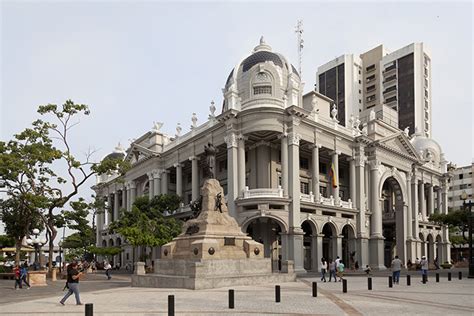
[107,194,112,225]
[249,148,257,189]
[316,234,324,272]
[419,181,426,221]
[427,183,434,218]
[331,151,340,204]
[129,181,136,209]
[121,188,126,211]
[405,172,414,261]
[237,135,246,197]
[153,170,161,196]
[369,160,384,269]
[349,157,356,206]
[280,134,289,196]
[336,235,343,259]
[113,191,119,223]
[287,131,304,273]
[96,207,102,246]
[126,183,131,211]
[441,183,451,263]
[436,187,442,214]
[225,132,238,218]
[161,170,169,194]
[175,163,183,197]
[311,144,321,202]
[190,157,199,201]
[411,175,420,239]
[148,173,154,200]
[257,144,270,188]
[355,150,368,268]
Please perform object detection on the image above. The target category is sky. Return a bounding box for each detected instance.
[0,1,473,235]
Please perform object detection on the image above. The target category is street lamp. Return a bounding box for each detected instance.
[460,190,474,278]
[26,228,47,271]
[58,240,63,273]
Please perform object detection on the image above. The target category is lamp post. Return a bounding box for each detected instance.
[460,191,474,278]
[26,229,47,271]
[58,240,63,273]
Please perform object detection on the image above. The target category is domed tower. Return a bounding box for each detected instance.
[223,37,302,112]
[410,133,446,172]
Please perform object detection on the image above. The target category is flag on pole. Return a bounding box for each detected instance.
[329,162,338,188]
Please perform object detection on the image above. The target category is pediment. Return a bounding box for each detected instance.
[376,132,420,160]
[125,143,158,164]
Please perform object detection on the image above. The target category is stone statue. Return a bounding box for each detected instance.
[191,113,198,129]
[176,123,182,137]
[203,143,216,179]
[404,126,410,137]
[209,101,216,118]
[152,121,163,132]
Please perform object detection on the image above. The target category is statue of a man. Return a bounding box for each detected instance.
[203,143,216,179]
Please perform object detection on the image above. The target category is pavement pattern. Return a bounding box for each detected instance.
[0,270,472,315]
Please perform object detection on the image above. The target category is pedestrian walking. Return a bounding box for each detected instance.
[391,255,403,284]
[328,259,337,282]
[60,262,83,305]
[20,262,31,289]
[320,258,327,282]
[336,261,345,282]
[104,261,112,280]
[13,264,22,290]
[420,256,429,281]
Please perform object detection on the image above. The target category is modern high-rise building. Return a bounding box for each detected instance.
[316,43,432,137]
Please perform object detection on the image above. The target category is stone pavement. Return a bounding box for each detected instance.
[0,272,472,315]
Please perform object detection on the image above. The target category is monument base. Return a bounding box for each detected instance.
[131,258,295,290]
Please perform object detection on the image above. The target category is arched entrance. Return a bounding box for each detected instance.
[302,220,316,271]
[245,217,284,271]
[342,225,356,270]
[322,222,337,261]
[381,176,406,267]
[427,234,434,265]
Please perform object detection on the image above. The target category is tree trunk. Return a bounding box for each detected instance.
[15,239,22,265]
[47,223,57,271]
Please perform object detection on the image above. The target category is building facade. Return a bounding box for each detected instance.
[317,43,432,138]
[448,163,474,211]
[94,38,450,272]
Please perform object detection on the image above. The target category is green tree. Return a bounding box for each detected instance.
[62,198,95,256]
[0,100,129,270]
[109,195,182,265]
[429,208,470,241]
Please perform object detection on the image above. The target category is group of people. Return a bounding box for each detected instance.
[320,256,345,282]
[13,261,31,290]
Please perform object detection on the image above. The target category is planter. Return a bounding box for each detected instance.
[441,263,452,269]
[28,271,48,286]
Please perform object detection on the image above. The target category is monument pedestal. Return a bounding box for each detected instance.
[131,179,295,289]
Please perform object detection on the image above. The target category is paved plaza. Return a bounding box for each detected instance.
[0,270,472,315]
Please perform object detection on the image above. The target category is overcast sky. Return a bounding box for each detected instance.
[1,1,473,213]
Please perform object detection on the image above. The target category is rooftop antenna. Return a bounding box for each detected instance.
[295,19,304,77]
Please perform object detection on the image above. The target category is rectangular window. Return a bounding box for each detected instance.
[320,163,327,174]
[366,64,376,72]
[300,182,309,194]
[366,74,376,82]
[366,94,376,102]
[187,173,192,184]
[300,157,309,170]
[219,160,227,172]
[366,85,376,92]
[253,86,272,95]
[169,173,176,184]
[459,174,464,180]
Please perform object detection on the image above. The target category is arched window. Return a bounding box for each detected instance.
[252,72,272,96]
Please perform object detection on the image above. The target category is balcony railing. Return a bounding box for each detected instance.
[242,186,284,198]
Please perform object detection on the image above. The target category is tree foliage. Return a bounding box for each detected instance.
[429,208,470,241]
[109,195,182,250]
[0,100,129,270]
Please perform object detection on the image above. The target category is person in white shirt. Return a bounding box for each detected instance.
[104,262,112,280]
[320,258,327,282]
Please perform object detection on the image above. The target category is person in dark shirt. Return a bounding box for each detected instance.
[60,262,83,305]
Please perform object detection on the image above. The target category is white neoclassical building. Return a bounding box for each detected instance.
[94,38,451,273]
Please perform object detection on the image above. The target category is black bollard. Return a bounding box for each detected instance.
[275,285,281,303]
[368,277,372,290]
[342,279,347,293]
[436,273,439,282]
[229,289,234,309]
[85,303,93,316]
[448,272,452,281]
[388,276,393,288]
[459,271,462,280]
[312,282,317,297]
[422,274,427,284]
[407,274,411,286]
[168,295,175,316]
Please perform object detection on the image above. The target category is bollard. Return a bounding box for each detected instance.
[448,272,452,281]
[312,282,317,297]
[436,273,439,283]
[342,279,347,293]
[275,285,281,303]
[229,289,234,309]
[388,276,393,288]
[422,274,427,284]
[368,277,372,290]
[85,303,93,316]
[168,295,175,316]
[459,271,462,280]
[407,274,411,286]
